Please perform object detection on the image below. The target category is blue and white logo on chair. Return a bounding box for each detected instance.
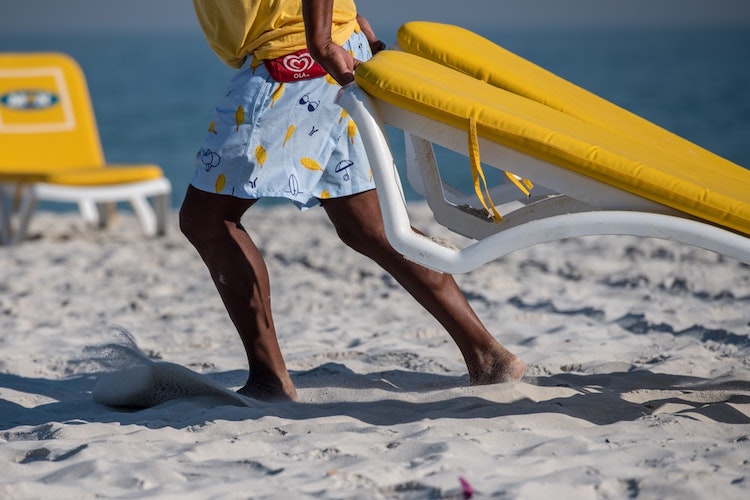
[0,89,59,110]
[0,67,74,133]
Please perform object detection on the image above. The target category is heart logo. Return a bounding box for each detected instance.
[282,53,315,73]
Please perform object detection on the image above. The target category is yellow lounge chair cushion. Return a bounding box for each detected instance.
[396,22,745,180]
[355,50,750,236]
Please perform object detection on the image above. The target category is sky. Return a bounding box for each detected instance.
[1,0,749,36]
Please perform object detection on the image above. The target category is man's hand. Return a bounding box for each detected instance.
[312,39,359,86]
[302,0,359,85]
[356,15,385,55]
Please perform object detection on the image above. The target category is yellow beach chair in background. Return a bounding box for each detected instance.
[0,52,171,244]
[338,22,750,273]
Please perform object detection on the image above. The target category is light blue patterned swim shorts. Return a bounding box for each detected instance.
[190,29,376,210]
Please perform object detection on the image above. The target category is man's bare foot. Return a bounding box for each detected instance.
[467,343,526,386]
[237,376,299,402]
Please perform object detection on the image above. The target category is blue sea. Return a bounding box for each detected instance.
[3,25,749,210]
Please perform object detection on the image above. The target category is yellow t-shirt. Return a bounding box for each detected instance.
[193,0,359,68]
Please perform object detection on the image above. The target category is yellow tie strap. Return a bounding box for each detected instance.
[505,172,534,197]
[468,118,533,223]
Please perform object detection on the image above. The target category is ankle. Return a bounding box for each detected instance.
[465,342,525,385]
[237,380,298,402]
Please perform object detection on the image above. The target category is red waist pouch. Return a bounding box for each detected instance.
[263,48,328,82]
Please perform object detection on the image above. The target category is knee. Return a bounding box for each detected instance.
[179,186,254,252]
[179,188,219,248]
[178,199,201,244]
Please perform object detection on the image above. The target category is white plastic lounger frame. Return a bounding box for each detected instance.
[338,85,750,274]
[1,177,172,245]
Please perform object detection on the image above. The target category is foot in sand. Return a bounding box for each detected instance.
[237,378,299,402]
[468,344,526,386]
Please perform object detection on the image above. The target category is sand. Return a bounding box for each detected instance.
[1,204,749,499]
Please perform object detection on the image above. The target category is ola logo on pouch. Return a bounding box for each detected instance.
[282,52,315,73]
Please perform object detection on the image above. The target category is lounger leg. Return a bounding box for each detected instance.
[78,199,101,227]
[95,202,117,229]
[152,193,169,236]
[12,186,39,245]
[0,187,12,245]
[130,196,158,237]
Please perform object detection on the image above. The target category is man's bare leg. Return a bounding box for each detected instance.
[322,190,525,384]
[179,186,298,401]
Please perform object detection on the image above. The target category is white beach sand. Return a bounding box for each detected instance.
[1,204,749,499]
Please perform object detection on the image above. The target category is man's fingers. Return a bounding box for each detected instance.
[339,71,355,85]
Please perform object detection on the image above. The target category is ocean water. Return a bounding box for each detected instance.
[2,26,749,210]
